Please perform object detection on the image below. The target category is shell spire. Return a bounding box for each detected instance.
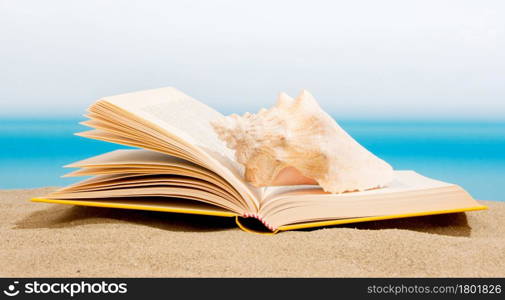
[211,90,393,193]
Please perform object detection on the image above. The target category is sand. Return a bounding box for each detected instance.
[1,187,504,277]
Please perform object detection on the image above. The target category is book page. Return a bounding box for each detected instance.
[260,171,481,229]
[103,87,235,160]
[59,149,248,211]
[49,186,243,213]
[99,87,261,211]
[261,170,452,204]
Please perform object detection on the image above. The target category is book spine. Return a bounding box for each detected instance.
[243,213,276,231]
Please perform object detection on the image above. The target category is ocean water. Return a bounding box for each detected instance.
[1,119,504,201]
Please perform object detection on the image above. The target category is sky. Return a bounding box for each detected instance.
[1,0,504,120]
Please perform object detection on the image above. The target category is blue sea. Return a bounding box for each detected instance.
[1,119,504,201]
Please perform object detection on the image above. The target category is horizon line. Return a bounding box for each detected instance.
[1,115,505,123]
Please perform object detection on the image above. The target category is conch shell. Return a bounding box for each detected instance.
[211,90,393,193]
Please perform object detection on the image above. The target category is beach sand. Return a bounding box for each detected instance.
[1,187,504,277]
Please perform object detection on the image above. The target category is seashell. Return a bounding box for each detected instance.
[211,90,393,193]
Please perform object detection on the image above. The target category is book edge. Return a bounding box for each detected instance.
[276,205,488,231]
[31,197,237,218]
[234,216,280,235]
[31,198,488,234]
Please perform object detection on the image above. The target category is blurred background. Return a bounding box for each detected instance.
[1,0,504,200]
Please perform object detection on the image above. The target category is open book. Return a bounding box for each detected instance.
[33,87,487,233]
